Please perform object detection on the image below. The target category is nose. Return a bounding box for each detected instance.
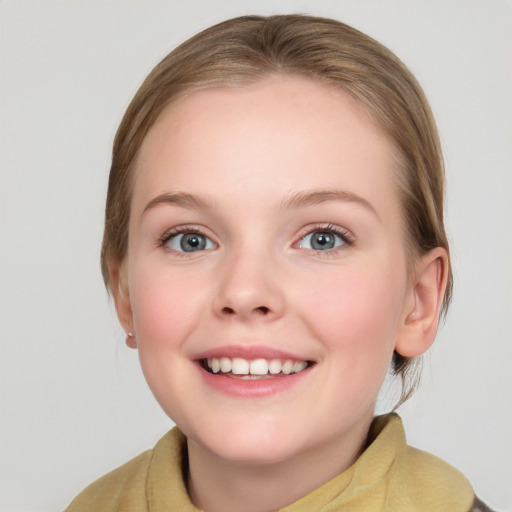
[212,245,285,322]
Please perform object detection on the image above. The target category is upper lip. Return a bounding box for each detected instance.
[192,344,311,362]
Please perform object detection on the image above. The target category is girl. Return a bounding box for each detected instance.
[66,14,492,512]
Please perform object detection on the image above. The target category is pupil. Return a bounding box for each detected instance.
[181,233,206,252]
[312,232,334,250]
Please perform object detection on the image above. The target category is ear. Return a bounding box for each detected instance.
[109,261,137,349]
[395,247,449,358]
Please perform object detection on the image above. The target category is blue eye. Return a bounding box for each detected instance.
[166,232,216,252]
[299,230,346,251]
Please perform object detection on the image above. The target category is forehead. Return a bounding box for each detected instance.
[132,76,400,216]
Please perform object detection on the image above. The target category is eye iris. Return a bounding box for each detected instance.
[180,233,206,252]
[311,231,335,250]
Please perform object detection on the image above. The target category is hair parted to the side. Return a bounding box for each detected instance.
[100,14,452,408]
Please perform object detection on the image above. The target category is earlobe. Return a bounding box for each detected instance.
[109,261,137,349]
[395,247,449,358]
[126,332,137,349]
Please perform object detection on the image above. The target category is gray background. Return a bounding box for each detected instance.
[1,1,511,510]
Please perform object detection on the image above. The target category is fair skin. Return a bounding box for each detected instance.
[112,76,447,512]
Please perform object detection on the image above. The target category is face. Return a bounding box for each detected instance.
[120,76,416,465]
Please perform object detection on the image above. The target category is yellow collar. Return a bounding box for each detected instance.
[148,414,474,512]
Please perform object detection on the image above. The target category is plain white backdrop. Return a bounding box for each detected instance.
[1,1,511,511]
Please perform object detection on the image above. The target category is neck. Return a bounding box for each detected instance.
[186,416,373,512]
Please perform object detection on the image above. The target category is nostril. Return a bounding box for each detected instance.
[219,305,270,316]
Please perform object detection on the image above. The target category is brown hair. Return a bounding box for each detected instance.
[100,14,452,407]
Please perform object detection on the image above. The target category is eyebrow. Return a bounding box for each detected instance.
[142,189,378,218]
[142,192,215,215]
[280,189,379,217]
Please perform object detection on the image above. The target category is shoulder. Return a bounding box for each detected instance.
[398,450,496,512]
[370,414,477,511]
[65,449,153,512]
[395,443,475,511]
[404,444,472,491]
[65,428,185,512]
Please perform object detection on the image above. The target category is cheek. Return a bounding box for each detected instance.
[299,262,407,360]
[127,265,209,413]
[129,264,207,349]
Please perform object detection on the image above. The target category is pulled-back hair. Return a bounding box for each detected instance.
[101,14,451,407]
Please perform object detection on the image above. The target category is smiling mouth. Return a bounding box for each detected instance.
[200,357,313,379]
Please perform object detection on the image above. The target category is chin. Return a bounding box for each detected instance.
[211,439,302,466]
[202,421,321,467]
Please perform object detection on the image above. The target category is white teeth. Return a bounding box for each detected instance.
[205,357,309,376]
[231,357,250,375]
[220,357,231,373]
[293,361,308,373]
[268,359,282,374]
[249,359,269,375]
[211,358,220,373]
[282,360,293,375]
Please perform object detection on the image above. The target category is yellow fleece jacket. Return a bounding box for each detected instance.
[65,414,476,512]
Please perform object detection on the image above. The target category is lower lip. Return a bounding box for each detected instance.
[197,364,312,398]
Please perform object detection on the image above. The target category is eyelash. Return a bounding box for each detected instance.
[157,223,354,255]
[157,226,213,251]
[297,223,354,255]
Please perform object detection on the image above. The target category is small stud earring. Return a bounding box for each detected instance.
[127,332,135,338]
